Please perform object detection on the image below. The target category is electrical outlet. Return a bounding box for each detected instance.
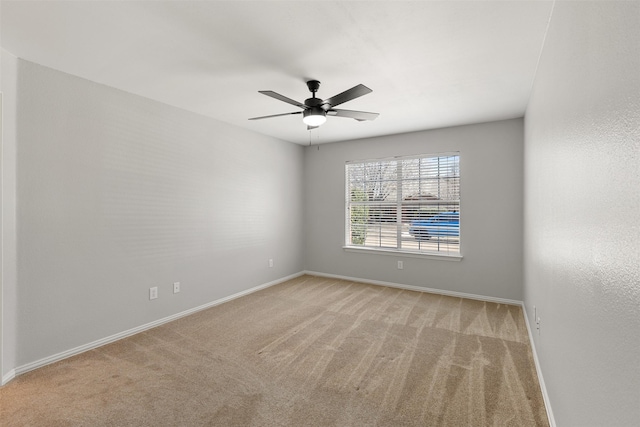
[397,260,403,270]
[173,282,180,294]
[268,258,274,268]
[536,316,541,334]
[149,287,158,300]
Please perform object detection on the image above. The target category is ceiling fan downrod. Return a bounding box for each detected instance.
[306,80,321,98]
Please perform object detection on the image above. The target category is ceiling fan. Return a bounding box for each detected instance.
[249,80,379,129]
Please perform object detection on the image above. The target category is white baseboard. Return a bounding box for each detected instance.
[3,271,305,385]
[521,304,556,427]
[304,270,522,306]
[2,369,16,386]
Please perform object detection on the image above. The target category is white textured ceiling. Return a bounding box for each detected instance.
[1,1,553,145]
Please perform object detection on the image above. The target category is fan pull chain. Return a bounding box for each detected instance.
[308,127,320,148]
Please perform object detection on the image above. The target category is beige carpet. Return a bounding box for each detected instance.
[1,275,548,426]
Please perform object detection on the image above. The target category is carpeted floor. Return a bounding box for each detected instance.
[1,275,548,426]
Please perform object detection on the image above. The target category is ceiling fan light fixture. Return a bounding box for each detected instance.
[302,107,327,127]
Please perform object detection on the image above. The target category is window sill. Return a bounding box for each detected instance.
[343,246,463,261]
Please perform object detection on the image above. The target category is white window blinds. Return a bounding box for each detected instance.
[346,153,460,256]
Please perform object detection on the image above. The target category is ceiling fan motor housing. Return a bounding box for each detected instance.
[304,97,323,108]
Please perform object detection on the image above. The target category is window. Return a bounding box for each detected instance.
[345,153,460,257]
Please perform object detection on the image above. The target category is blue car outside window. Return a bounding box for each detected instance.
[409,212,459,240]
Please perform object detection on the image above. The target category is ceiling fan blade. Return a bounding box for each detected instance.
[259,91,307,109]
[248,111,302,120]
[323,84,372,108]
[328,109,379,121]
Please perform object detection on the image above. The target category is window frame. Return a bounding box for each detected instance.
[344,152,462,261]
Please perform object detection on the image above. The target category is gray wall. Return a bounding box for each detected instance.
[13,59,305,367]
[304,119,524,301]
[1,48,19,380]
[524,2,640,425]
